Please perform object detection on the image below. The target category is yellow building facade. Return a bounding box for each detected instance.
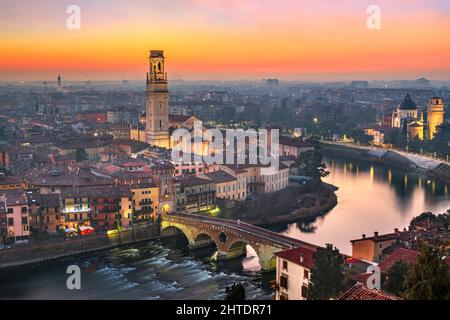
[427,97,445,139]
[130,183,159,222]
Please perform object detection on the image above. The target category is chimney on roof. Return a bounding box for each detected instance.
[374,231,379,238]
[362,234,366,239]
[300,253,304,263]
[394,228,399,233]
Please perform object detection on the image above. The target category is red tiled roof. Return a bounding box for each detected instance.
[350,231,407,243]
[378,248,418,274]
[0,175,24,185]
[120,161,146,167]
[339,283,401,300]
[274,246,315,269]
[169,114,192,123]
[350,272,372,284]
[346,257,364,265]
[204,170,237,183]
[279,136,313,148]
[175,175,214,188]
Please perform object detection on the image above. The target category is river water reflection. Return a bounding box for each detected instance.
[279,157,450,255]
[1,157,449,299]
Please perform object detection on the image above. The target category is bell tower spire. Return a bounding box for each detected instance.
[145,50,170,148]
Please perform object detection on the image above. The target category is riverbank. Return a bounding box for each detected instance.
[0,223,163,269]
[321,142,415,169]
[320,141,448,183]
[224,181,338,226]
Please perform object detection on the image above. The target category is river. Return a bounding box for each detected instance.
[280,157,450,255]
[0,156,449,299]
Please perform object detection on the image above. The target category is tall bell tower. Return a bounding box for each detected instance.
[146,50,170,148]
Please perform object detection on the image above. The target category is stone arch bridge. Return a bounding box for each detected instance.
[161,213,318,271]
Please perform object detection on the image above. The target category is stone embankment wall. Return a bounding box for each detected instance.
[321,143,415,169]
[0,223,161,269]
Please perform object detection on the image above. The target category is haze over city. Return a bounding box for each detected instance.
[1,0,450,306]
[1,0,450,81]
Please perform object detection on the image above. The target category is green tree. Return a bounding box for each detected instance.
[293,149,329,179]
[385,128,407,149]
[75,148,88,162]
[428,123,450,157]
[308,244,344,300]
[349,129,373,145]
[383,260,408,296]
[403,240,450,300]
[410,212,436,226]
[437,210,450,230]
[410,211,450,230]
[225,282,246,300]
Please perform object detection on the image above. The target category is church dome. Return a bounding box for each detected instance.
[398,94,417,110]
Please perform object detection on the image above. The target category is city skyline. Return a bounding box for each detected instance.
[1,0,450,81]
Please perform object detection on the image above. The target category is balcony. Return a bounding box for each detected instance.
[96,205,120,213]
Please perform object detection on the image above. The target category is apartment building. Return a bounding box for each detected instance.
[275,246,315,300]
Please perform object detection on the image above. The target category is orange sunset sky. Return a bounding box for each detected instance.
[1,0,450,81]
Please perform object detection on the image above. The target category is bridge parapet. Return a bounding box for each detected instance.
[161,213,317,271]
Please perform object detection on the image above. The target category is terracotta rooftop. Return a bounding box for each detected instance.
[378,248,418,274]
[353,248,450,281]
[274,246,316,269]
[350,230,409,243]
[204,170,237,183]
[5,194,28,206]
[350,272,372,284]
[60,185,131,198]
[169,114,193,123]
[339,283,401,300]
[279,136,313,148]
[26,171,113,188]
[176,176,215,188]
[120,161,146,167]
[112,170,155,180]
[130,182,158,189]
[0,175,24,185]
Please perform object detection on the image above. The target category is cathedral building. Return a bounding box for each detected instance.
[383,94,445,141]
[390,94,421,128]
[145,50,170,148]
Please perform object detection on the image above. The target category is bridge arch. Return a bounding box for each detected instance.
[226,239,261,267]
[194,233,213,242]
[161,225,195,245]
[193,232,217,250]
